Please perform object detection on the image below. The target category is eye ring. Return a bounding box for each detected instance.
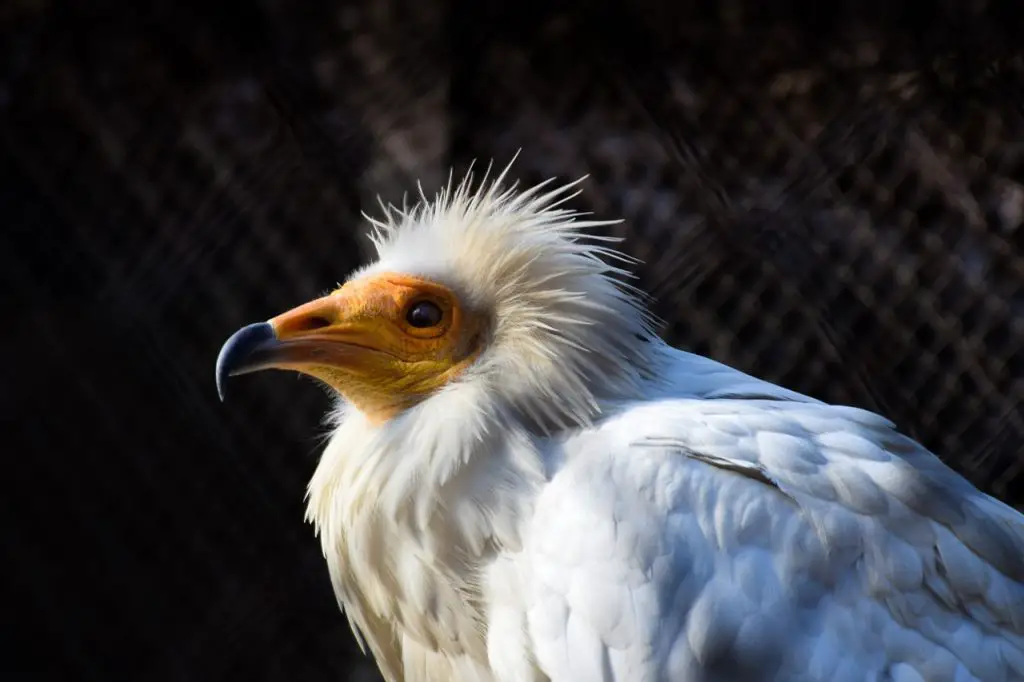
[405,300,444,329]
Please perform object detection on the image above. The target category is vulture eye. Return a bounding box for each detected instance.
[406,300,443,328]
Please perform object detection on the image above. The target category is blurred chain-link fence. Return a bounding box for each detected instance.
[3,1,1023,680]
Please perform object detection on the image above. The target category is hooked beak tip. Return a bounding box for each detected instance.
[215,321,277,402]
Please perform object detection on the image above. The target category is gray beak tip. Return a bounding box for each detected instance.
[215,321,276,402]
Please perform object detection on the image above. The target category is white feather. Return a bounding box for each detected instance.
[300,163,1024,682]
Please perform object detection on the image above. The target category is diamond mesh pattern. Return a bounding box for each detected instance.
[3,1,1021,680]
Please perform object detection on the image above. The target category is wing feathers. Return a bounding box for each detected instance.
[628,398,1024,644]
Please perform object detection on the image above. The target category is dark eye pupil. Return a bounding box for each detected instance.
[407,301,443,328]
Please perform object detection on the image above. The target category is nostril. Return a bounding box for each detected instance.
[298,315,333,331]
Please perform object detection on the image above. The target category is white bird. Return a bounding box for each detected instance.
[216,162,1024,682]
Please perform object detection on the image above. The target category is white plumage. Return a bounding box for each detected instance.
[217,162,1024,682]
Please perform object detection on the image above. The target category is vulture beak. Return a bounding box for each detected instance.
[215,293,385,402]
[215,322,278,401]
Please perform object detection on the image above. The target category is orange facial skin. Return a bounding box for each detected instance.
[263,274,487,422]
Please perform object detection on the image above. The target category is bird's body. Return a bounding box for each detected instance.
[218,164,1024,682]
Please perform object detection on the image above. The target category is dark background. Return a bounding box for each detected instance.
[3,1,1022,680]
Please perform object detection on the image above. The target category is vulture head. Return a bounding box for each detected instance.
[216,163,660,436]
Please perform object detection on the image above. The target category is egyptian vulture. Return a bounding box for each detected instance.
[216,164,1024,682]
